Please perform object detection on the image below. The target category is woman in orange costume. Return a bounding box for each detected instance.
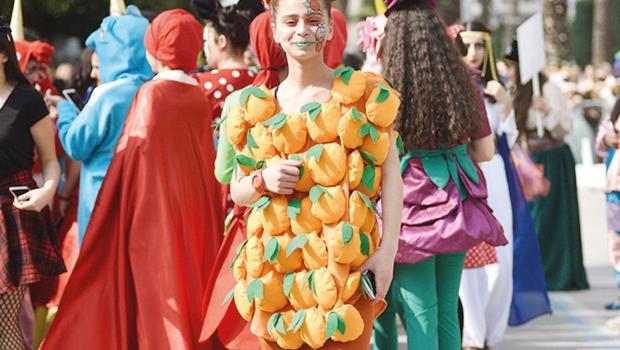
[200,2,351,349]
[220,0,402,348]
[41,9,223,349]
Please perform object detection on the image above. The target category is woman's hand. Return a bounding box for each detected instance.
[532,96,549,116]
[13,187,54,212]
[485,81,513,119]
[44,90,65,108]
[358,246,396,302]
[604,130,620,149]
[262,159,301,195]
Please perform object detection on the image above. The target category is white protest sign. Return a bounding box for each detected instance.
[517,12,547,137]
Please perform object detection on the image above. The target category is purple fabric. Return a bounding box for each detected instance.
[394,157,506,264]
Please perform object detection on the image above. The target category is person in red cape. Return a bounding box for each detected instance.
[198,6,348,349]
[41,9,223,350]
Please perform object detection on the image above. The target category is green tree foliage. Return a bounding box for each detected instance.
[0,0,190,41]
[569,0,620,66]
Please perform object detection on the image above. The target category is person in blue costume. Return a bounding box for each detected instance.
[47,6,152,245]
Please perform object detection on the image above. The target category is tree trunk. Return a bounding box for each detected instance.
[480,0,492,24]
[502,0,518,53]
[544,0,569,66]
[592,0,614,65]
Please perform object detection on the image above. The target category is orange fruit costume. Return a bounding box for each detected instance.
[225,67,400,349]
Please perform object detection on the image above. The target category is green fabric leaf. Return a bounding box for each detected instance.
[263,237,280,263]
[267,313,280,335]
[288,309,306,332]
[361,166,376,192]
[228,239,248,268]
[326,312,339,339]
[396,134,405,155]
[309,271,317,295]
[239,88,252,107]
[222,286,235,304]
[456,154,480,185]
[301,270,314,291]
[359,123,371,138]
[262,113,287,130]
[286,234,308,257]
[375,84,391,103]
[301,102,322,121]
[369,126,379,143]
[421,156,449,189]
[255,160,266,169]
[342,222,354,244]
[275,313,287,334]
[309,185,330,204]
[360,232,370,256]
[283,272,295,297]
[246,130,258,151]
[336,313,346,335]
[250,195,271,210]
[341,68,354,85]
[287,198,302,221]
[290,155,305,178]
[356,191,378,215]
[332,66,348,78]
[306,144,325,162]
[359,150,376,166]
[236,154,256,168]
[383,76,395,89]
[351,108,364,121]
[249,87,268,99]
[246,279,264,302]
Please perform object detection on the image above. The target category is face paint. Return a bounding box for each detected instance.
[304,0,322,14]
[315,22,327,51]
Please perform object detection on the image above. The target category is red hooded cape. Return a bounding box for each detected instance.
[41,75,224,349]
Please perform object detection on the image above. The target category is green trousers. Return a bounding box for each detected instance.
[373,252,466,350]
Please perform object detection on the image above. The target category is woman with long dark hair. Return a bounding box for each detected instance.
[504,40,589,291]
[373,2,506,349]
[455,21,517,349]
[0,16,64,349]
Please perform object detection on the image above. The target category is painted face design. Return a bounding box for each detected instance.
[302,0,326,52]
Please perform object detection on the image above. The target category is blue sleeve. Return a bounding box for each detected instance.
[57,96,117,161]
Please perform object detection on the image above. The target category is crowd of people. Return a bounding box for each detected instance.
[1,0,619,349]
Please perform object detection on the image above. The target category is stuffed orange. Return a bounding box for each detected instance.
[329,304,364,342]
[357,165,382,199]
[347,150,364,188]
[271,234,303,274]
[313,267,338,310]
[306,143,347,187]
[302,232,329,270]
[300,307,327,349]
[359,128,391,166]
[351,231,373,270]
[288,270,318,310]
[233,279,254,321]
[241,85,277,125]
[289,197,322,235]
[262,196,290,236]
[309,185,346,225]
[246,236,265,279]
[268,311,304,349]
[365,83,400,128]
[289,154,314,192]
[254,271,288,312]
[246,208,263,238]
[341,271,361,303]
[226,105,248,147]
[324,222,361,264]
[247,123,277,161]
[332,66,367,105]
[265,113,308,154]
[304,102,340,143]
[337,107,366,149]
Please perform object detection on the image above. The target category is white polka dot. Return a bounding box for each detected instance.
[211,69,219,74]
[218,77,228,85]
[226,84,235,92]
[214,90,222,99]
[204,81,213,90]
[232,70,241,78]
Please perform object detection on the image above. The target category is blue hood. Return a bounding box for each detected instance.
[86,5,152,83]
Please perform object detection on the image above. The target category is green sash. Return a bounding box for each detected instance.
[400,144,480,200]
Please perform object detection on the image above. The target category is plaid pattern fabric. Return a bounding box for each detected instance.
[464,241,498,269]
[1,171,65,293]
